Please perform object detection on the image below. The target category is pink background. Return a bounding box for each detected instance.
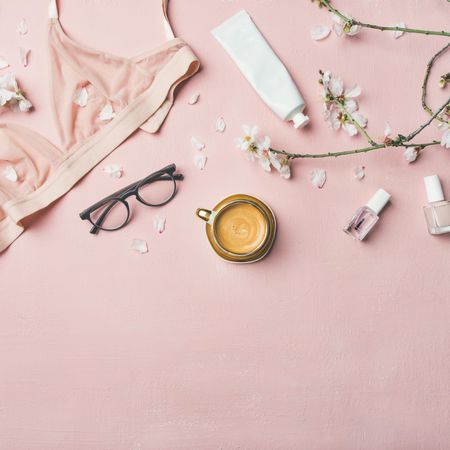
[1,0,450,448]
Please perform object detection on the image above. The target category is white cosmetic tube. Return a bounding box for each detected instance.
[212,10,309,129]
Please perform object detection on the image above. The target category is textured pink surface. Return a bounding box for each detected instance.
[1,1,450,448]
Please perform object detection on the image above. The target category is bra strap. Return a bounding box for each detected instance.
[48,0,59,19]
[162,0,175,39]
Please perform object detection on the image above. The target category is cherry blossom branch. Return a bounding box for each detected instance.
[401,96,450,142]
[268,99,448,160]
[422,42,450,123]
[269,141,439,159]
[317,0,450,37]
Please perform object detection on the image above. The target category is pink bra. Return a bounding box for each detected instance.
[0,0,199,253]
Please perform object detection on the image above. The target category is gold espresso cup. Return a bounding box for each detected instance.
[196,194,276,263]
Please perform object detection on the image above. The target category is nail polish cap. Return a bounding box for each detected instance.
[366,189,391,215]
[292,112,310,129]
[424,174,445,203]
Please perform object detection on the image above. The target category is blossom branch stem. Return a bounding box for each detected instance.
[269,99,447,160]
[422,43,450,123]
[269,141,440,160]
[402,96,450,142]
[318,0,450,37]
[331,91,376,145]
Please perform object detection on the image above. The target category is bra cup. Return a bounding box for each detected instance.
[0,124,61,201]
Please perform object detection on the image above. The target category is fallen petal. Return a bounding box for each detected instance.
[215,117,226,133]
[310,169,327,188]
[153,215,166,234]
[98,104,116,121]
[188,93,200,105]
[19,47,30,67]
[3,165,18,182]
[102,163,123,178]
[194,153,207,170]
[17,19,28,35]
[311,25,331,41]
[354,166,365,180]
[393,23,406,39]
[131,239,148,254]
[0,56,9,70]
[191,136,205,151]
[73,87,89,107]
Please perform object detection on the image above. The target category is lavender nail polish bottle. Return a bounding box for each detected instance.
[344,189,391,240]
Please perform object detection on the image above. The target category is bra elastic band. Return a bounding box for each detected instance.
[162,0,176,39]
[49,0,174,39]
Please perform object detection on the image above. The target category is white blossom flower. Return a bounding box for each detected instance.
[0,72,32,112]
[310,169,327,188]
[438,121,450,149]
[403,147,419,163]
[269,151,291,179]
[321,71,367,137]
[325,74,361,112]
[236,124,259,161]
[256,136,272,172]
[332,13,361,37]
[327,108,367,137]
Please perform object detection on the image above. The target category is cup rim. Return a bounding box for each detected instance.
[211,199,271,258]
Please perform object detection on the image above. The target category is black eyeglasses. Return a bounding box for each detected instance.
[80,163,183,234]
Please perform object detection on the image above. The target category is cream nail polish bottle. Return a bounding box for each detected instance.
[343,189,391,240]
[423,175,450,235]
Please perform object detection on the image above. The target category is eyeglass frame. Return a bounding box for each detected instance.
[79,163,183,234]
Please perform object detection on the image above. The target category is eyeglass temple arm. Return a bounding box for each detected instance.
[89,200,119,235]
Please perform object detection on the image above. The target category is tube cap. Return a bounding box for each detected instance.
[424,175,445,203]
[292,112,310,129]
[366,189,391,215]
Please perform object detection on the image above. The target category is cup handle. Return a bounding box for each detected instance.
[196,208,212,222]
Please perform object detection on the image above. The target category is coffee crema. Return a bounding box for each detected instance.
[214,202,268,255]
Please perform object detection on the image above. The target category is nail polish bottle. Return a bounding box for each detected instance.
[344,189,391,240]
[423,175,450,235]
